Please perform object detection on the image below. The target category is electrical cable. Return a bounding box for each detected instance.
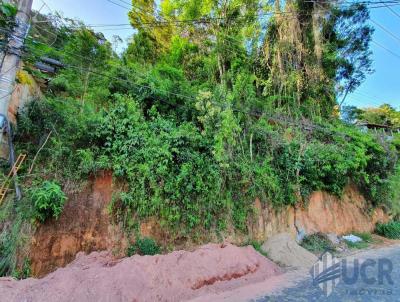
[370,19,400,44]
[105,0,130,10]
[23,43,359,139]
[372,39,400,59]
[384,2,400,18]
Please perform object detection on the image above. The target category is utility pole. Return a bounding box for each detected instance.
[0,0,32,200]
[0,0,32,158]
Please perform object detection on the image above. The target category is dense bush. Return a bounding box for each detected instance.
[376,221,400,239]
[15,98,106,180]
[31,181,67,222]
[101,95,224,233]
[127,237,160,256]
[14,95,400,235]
[2,0,399,279]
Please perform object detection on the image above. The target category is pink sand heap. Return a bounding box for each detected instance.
[0,243,281,302]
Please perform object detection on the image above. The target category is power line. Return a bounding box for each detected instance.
[305,0,400,5]
[23,28,244,68]
[3,8,395,134]
[10,13,394,107]
[384,2,400,18]
[372,39,400,59]
[105,0,130,10]
[39,0,399,31]
[370,19,400,44]
[114,0,132,7]
[351,92,386,107]
[0,86,16,101]
[103,1,400,24]
[22,41,361,139]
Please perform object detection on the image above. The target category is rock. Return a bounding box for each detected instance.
[335,246,347,253]
[342,234,362,243]
[326,233,340,245]
[296,229,306,243]
[261,233,318,269]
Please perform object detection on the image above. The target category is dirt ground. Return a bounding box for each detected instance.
[0,243,282,302]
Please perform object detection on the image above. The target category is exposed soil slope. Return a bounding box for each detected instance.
[29,171,125,277]
[28,173,388,277]
[1,243,281,302]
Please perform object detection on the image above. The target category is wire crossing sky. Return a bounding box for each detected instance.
[32,0,400,109]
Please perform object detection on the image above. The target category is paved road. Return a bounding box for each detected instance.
[255,245,400,302]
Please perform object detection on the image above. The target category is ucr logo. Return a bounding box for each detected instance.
[310,252,341,297]
[310,251,394,297]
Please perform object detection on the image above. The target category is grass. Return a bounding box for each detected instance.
[300,233,335,253]
[376,221,400,239]
[343,232,375,250]
[352,232,373,242]
[344,240,369,250]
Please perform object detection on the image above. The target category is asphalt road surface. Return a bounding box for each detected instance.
[255,245,400,302]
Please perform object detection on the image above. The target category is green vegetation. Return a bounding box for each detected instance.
[31,181,67,223]
[353,232,373,242]
[300,233,335,253]
[387,165,400,219]
[0,0,399,277]
[0,196,35,277]
[376,221,400,239]
[0,1,17,51]
[244,240,268,258]
[127,237,161,256]
[12,258,31,280]
[10,0,399,235]
[344,240,369,250]
[343,104,400,128]
[344,232,373,249]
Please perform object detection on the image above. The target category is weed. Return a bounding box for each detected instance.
[127,237,160,256]
[31,181,67,222]
[300,233,335,253]
[344,240,369,249]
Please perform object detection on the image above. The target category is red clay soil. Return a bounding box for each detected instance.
[0,243,282,302]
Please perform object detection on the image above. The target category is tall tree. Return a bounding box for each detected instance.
[261,0,373,117]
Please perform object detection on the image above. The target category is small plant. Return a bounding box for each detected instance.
[352,232,373,243]
[343,232,374,249]
[344,240,369,249]
[300,233,335,253]
[31,181,67,222]
[12,258,31,280]
[376,221,400,239]
[243,240,268,258]
[343,233,371,250]
[127,237,160,256]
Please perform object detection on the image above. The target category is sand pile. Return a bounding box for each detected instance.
[261,233,317,269]
[0,243,281,302]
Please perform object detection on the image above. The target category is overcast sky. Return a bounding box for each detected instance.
[32,0,400,109]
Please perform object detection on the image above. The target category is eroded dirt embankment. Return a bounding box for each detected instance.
[28,172,388,277]
[249,184,388,241]
[29,171,126,276]
[1,243,282,302]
